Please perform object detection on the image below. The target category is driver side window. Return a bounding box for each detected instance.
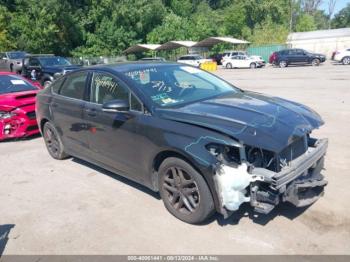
[90,72,129,104]
[29,58,40,67]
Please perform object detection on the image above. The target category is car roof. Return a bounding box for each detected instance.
[71,62,181,73]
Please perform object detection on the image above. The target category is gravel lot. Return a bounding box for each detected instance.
[1,62,350,255]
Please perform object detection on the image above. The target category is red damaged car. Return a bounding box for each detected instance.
[0,72,42,141]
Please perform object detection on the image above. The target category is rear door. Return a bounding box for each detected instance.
[50,71,90,154]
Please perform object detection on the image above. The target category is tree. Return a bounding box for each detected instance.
[332,3,350,28]
[295,13,317,31]
[0,6,14,50]
[301,0,323,14]
[7,0,82,55]
[328,0,337,28]
[247,16,289,44]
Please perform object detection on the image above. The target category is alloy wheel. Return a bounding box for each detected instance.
[343,57,350,65]
[312,59,320,66]
[44,125,60,158]
[279,61,287,68]
[162,166,200,215]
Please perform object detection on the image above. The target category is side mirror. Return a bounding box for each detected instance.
[102,99,129,112]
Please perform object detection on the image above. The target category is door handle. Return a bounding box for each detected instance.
[85,108,97,117]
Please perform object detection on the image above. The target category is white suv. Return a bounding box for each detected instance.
[332,48,350,65]
[177,55,210,67]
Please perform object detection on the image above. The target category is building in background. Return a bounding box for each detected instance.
[287,28,350,58]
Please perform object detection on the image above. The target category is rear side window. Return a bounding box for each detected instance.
[59,72,88,100]
[51,77,65,93]
[90,72,129,104]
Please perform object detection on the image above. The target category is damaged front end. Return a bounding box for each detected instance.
[0,106,39,141]
[209,135,328,217]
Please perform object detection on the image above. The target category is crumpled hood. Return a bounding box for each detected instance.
[156,91,324,152]
[0,90,38,111]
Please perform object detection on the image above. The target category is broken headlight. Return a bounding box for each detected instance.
[0,111,16,120]
[245,145,277,171]
[206,143,241,164]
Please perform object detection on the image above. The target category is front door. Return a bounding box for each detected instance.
[26,58,43,81]
[295,49,307,63]
[83,71,145,181]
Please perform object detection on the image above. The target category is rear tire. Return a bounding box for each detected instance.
[311,58,320,66]
[158,157,215,224]
[225,63,232,69]
[250,63,257,69]
[43,122,69,160]
[342,56,350,65]
[279,60,287,68]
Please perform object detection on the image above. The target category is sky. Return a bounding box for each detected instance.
[320,0,350,16]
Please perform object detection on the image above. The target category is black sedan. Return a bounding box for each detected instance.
[36,63,328,224]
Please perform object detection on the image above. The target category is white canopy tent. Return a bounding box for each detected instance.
[123,44,161,54]
[156,41,197,51]
[193,37,250,48]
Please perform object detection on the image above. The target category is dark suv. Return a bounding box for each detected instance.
[22,55,81,88]
[269,49,326,67]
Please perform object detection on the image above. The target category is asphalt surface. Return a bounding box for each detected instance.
[1,62,349,254]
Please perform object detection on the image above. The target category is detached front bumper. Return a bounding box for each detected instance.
[250,138,328,214]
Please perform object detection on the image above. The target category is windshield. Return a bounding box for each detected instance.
[38,57,71,67]
[0,75,37,95]
[7,52,27,59]
[123,65,238,107]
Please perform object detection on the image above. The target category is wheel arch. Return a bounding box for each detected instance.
[39,118,49,134]
[150,149,221,214]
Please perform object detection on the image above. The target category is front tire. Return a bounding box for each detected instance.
[43,122,69,160]
[158,157,214,224]
[250,63,257,69]
[225,63,232,69]
[311,58,320,66]
[342,56,350,65]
